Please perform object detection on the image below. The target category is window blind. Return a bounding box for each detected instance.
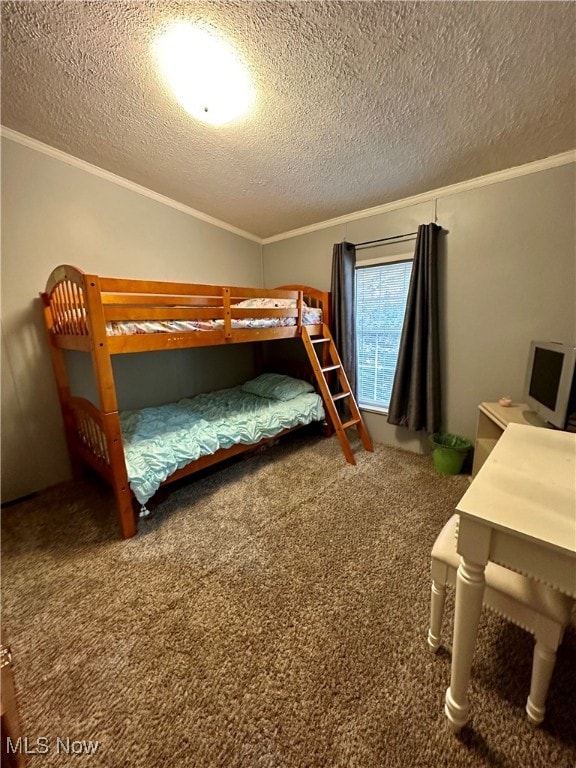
[355,260,413,410]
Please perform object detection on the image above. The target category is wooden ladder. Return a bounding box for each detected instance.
[302,324,374,464]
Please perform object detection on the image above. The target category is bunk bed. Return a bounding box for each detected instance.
[41,265,334,539]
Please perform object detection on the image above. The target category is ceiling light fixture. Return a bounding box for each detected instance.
[153,20,255,127]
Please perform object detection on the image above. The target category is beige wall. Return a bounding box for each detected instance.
[1,136,262,501]
[263,164,576,450]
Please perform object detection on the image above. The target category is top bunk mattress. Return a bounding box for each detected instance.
[120,376,325,506]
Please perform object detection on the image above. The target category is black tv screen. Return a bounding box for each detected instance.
[529,347,564,411]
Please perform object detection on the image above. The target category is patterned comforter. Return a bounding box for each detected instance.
[120,385,325,505]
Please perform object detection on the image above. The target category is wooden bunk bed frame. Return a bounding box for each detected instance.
[41,265,333,539]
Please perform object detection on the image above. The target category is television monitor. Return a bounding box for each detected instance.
[524,341,576,429]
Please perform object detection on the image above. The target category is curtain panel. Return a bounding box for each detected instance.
[387,223,442,433]
[330,241,357,396]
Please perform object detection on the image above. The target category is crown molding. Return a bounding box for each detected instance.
[0,126,263,244]
[262,150,576,244]
[3,126,574,247]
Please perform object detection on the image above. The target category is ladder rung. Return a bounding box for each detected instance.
[322,364,341,372]
[312,337,330,344]
[341,418,361,429]
[332,392,350,401]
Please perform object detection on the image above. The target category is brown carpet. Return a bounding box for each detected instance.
[2,433,575,768]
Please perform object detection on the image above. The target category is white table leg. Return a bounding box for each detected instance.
[445,556,486,732]
[525,642,557,725]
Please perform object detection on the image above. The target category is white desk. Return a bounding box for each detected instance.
[445,423,576,732]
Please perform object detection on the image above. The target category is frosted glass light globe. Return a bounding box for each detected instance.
[153,21,255,126]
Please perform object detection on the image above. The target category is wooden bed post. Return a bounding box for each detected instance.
[84,275,120,413]
[223,287,232,339]
[84,275,136,539]
[103,414,137,539]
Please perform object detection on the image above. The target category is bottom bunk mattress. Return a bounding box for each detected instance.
[119,374,325,506]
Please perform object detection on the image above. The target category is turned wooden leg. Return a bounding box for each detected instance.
[525,642,557,725]
[428,578,447,653]
[445,557,486,732]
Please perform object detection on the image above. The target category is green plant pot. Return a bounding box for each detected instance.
[430,433,472,475]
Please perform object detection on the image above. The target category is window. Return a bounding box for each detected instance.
[355,258,413,411]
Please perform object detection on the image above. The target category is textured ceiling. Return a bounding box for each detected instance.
[2,1,575,239]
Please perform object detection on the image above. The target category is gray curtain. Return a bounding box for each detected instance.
[387,223,441,433]
[330,241,357,396]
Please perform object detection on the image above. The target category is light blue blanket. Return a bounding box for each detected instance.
[120,387,325,505]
